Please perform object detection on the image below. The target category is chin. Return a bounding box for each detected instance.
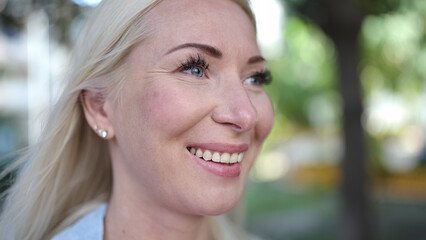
[190,188,244,216]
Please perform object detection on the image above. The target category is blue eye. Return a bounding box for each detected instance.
[182,66,204,77]
[244,76,261,85]
[244,70,272,86]
[179,54,209,78]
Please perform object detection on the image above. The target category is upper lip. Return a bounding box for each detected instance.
[187,143,249,153]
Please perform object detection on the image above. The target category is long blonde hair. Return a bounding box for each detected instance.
[0,0,256,239]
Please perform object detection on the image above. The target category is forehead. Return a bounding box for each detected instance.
[142,0,259,56]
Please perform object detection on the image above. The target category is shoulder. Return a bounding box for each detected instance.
[51,203,107,240]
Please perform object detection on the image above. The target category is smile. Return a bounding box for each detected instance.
[187,147,244,164]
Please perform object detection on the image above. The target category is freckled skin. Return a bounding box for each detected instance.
[102,0,274,239]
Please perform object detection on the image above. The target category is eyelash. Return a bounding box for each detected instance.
[247,69,273,86]
[179,54,209,75]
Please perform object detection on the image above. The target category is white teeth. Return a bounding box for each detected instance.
[202,150,212,161]
[221,153,230,163]
[196,148,203,158]
[238,153,244,162]
[212,152,221,162]
[188,147,244,164]
[230,153,238,163]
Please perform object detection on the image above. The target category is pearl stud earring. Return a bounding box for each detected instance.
[94,125,108,139]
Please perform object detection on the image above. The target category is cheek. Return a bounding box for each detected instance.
[254,95,274,141]
[138,85,204,137]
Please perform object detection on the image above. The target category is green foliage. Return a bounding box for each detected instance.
[265,17,338,132]
[360,0,401,14]
[245,181,336,218]
[360,8,426,96]
[265,0,426,174]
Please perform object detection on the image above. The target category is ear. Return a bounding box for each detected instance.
[80,90,115,139]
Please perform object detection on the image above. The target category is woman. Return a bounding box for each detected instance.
[0,0,274,239]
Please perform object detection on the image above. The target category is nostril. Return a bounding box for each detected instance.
[222,122,242,130]
[211,106,257,132]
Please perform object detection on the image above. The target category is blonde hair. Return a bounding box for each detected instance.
[0,0,256,239]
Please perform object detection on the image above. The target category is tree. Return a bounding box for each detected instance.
[282,0,405,239]
[1,0,82,44]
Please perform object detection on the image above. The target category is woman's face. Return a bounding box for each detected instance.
[107,0,274,216]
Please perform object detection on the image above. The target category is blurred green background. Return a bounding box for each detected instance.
[1,0,426,240]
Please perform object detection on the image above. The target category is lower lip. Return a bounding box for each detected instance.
[189,151,241,177]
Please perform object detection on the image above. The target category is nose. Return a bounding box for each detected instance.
[211,83,258,132]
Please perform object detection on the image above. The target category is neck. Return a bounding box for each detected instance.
[104,187,213,240]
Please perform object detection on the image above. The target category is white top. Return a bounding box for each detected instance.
[51,204,107,240]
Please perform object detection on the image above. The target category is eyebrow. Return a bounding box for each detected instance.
[247,55,265,64]
[166,43,223,58]
[166,42,265,64]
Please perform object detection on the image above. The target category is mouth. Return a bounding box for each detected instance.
[186,147,244,164]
